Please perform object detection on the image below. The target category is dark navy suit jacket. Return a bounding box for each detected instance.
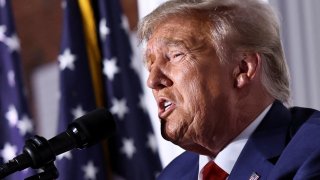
[157,101,320,180]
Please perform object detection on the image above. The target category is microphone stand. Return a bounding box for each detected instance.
[1,108,115,179]
[0,135,60,179]
[25,162,58,180]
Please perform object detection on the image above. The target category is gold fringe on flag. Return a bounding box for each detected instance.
[78,1,112,179]
[78,0,104,107]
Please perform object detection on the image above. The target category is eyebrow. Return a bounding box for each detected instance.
[144,38,189,65]
[162,38,187,48]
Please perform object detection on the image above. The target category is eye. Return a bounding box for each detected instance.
[173,53,183,58]
[167,51,185,62]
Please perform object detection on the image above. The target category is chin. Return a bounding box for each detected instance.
[160,124,175,142]
[160,120,170,140]
[160,120,181,144]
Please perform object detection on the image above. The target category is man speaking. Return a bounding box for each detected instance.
[138,0,320,179]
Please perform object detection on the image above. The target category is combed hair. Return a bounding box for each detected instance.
[138,0,291,104]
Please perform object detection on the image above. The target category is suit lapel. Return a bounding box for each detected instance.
[229,101,292,180]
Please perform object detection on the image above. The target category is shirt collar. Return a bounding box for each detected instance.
[198,104,272,178]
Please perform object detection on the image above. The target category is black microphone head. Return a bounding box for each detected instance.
[68,108,116,148]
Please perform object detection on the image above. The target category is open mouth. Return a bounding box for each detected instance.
[158,99,175,118]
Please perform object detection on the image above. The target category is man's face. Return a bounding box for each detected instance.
[145,16,236,155]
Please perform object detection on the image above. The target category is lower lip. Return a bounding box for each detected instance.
[159,104,176,118]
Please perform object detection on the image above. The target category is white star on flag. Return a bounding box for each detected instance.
[58,48,76,71]
[5,34,20,52]
[110,98,128,120]
[0,143,17,162]
[57,151,72,160]
[82,161,99,180]
[99,18,110,41]
[5,105,18,127]
[61,0,67,9]
[17,115,33,136]
[0,0,5,8]
[0,25,6,41]
[121,138,136,159]
[146,133,158,153]
[103,57,119,81]
[7,70,15,87]
[71,105,86,119]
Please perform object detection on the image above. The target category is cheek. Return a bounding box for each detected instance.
[182,75,222,133]
[174,63,210,120]
[183,73,209,114]
[181,76,209,134]
[176,65,202,99]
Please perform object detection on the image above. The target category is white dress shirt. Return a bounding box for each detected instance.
[198,104,272,180]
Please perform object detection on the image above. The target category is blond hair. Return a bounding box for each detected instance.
[138,0,291,104]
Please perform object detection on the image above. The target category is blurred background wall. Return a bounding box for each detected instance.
[10,0,320,167]
[269,0,320,110]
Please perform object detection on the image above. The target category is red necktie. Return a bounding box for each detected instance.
[201,161,228,180]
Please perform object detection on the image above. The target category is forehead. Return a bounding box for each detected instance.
[146,16,207,49]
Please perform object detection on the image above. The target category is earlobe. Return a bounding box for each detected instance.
[234,53,260,88]
[236,73,249,88]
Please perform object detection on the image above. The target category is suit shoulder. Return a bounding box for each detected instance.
[288,107,320,138]
[261,107,320,179]
[157,151,199,180]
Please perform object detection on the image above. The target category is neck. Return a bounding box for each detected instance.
[210,86,274,156]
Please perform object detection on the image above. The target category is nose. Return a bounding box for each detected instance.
[147,66,173,90]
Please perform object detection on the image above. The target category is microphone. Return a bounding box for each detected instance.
[0,108,116,179]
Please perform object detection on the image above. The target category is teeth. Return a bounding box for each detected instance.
[164,101,172,107]
[164,101,172,110]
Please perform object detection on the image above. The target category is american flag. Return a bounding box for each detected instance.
[56,0,109,179]
[0,0,35,179]
[56,0,162,179]
[97,0,163,179]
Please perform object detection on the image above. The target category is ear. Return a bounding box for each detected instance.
[233,53,261,88]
